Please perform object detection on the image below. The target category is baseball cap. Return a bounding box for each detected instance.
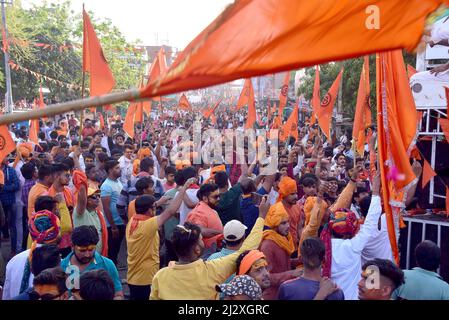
[223,220,247,242]
[215,275,262,300]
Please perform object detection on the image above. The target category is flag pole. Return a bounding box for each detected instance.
[80,3,85,142]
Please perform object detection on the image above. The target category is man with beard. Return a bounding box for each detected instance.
[185,183,224,259]
[46,163,75,258]
[61,225,124,300]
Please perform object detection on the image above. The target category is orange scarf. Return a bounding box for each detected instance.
[262,229,295,255]
[128,214,152,236]
[96,209,109,257]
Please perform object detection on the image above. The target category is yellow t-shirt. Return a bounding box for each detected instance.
[150,217,265,300]
[126,216,159,286]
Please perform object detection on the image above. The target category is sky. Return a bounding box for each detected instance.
[22,0,234,50]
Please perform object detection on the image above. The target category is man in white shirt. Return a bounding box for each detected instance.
[321,173,382,300]
[178,167,200,224]
[118,145,134,186]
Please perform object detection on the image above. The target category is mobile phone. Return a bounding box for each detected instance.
[251,192,265,206]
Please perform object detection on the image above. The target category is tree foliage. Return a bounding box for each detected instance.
[0,0,145,104]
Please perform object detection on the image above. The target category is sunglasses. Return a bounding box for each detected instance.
[29,290,66,301]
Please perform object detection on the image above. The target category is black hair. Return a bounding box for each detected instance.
[224,237,245,248]
[140,157,154,172]
[85,164,96,176]
[182,167,197,181]
[50,131,58,140]
[240,178,256,195]
[35,196,57,212]
[97,152,109,163]
[31,245,61,277]
[21,162,37,180]
[135,195,157,214]
[38,164,54,180]
[299,173,318,185]
[38,132,46,140]
[335,153,346,160]
[359,196,372,218]
[274,172,282,182]
[91,144,105,153]
[172,222,202,259]
[324,147,334,158]
[278,164,288,171]
[214,171,228,189]
[104,160,119,174]
[135,177,154,195]
[302,177,318,188]
[165,165,176,176]
[81,141,91,149]
[124,144,134,151]
[33,267,67,295]
[71,225,99,247]
[415,240,441,271]
[327,177,338,183]
[62,157,75,171]
[58,135,67,142]
[52,162,70,174]
[174,170,186,186]
[301,237,325,270]
[197,183,219,201]
[79,270,115,300]
[362,259,405,290]
[111,149,122,157]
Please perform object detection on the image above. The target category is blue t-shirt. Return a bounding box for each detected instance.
[240,187,268,235]
[278,278,345,300]
[100,178,124,227]
[61,251,122,293]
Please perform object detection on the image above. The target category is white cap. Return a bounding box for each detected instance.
[223,220,247,241]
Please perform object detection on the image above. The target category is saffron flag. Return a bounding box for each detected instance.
[236,79,255,111]
[148,48,168,104]
[353,56,371,155]
[279,103,299,142]
[407,64,418,79]
[0,125,15,164]
[140,0,448,99]
[204,99,223,119]
[422,159,437,188]
[98,112,105,130]
[123,103,138,139]
[278,72,290,117]
[316,68,343,140]
[179,94,192,112]
[310,66,321,126]
[83,9,115,97]
[29,102,39,145]
[376,50,419,264]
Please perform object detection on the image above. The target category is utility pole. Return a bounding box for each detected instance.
[1,0,13,114]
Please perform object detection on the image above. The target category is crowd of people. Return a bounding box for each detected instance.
[0,104,447,301]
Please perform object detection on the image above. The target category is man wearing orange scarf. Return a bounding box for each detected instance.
[276,176,302,248]
[260,201,302,300]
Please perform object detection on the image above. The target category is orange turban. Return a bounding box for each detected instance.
[277,176,297,202]
[265,202,289,229]
[137,147,151,161]
[175,159,191,170]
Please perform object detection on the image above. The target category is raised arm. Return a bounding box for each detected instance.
[157,178,194,228]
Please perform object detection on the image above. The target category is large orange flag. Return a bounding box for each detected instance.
[203,99,223,119]
[148,48,168,104]
[83,9,115,97]
[179,94,192,112]
[280,103,299,142]
[316,68,343,140]
[353,56,371,155]
[376,50,418,264]
[278,72,290,117]
[310,66,320,126]
[0,125,15,164]
[123,103,138,139]
[422,159,437,188]
[236,79,254,111]
[140,0,448,99]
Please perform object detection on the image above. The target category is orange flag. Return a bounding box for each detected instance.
[376,50,418,264]
[38,86,48,122]
[422,159,437,188]
[140,0,447,99]
[353,56,371,155]
[29,102,39,145]
[98,112,105,130]
[316,68,343,140]
[310,66,320,126]
[83,9,115,97]
[204,99,223,119]
[179,94,192,112]
[148,48,168,103]
[279,103,299,142]
[236,79,255,111]
[407,64,418,79]
[0,125,16,164]
[278,72,290,117]
[123,103,138,139]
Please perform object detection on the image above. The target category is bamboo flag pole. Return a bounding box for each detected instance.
[0,88,141,126]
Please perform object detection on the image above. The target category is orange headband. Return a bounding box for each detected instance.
[238,250,266,275]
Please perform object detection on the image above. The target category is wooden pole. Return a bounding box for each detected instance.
[0,89,141,126]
